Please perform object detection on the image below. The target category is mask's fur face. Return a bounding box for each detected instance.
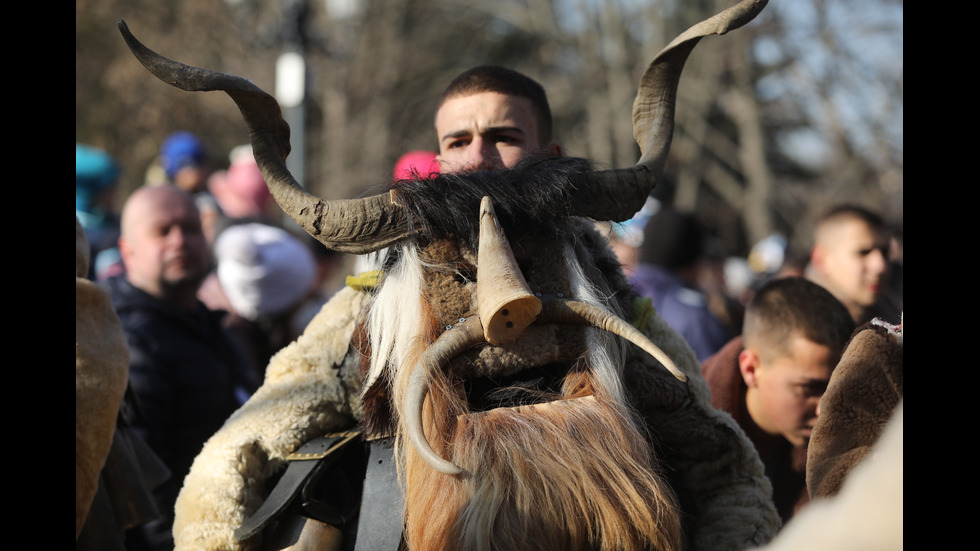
[405,393,681,551]
[354,157,681,550]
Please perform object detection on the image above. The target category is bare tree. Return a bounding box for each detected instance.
[77,0,901,259]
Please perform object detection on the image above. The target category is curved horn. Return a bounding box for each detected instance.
[117,20,414,254]
[537,296,687,382]
[569,0,769,222]
[403,316,485,476]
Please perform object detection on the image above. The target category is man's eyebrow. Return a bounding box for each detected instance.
[793,376,829,387]
[441,129,472,142]
[483,125,526,138]
[440,126,526,142]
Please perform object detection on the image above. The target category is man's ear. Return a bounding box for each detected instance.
[809,244,824,272]
[739,348,761,388]
[118,235,133,268]
[547,142,563,157]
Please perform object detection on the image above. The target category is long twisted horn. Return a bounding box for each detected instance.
[569,0,768,222]
[117,20,414,254]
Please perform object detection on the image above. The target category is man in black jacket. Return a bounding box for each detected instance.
[106,185,258,550]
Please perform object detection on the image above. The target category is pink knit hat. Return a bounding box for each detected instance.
[227,157,271,206]
[210,145,273,218]
[393,150,439,180]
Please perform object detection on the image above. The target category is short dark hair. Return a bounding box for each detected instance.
[811,204,890,257]
[639,207,704,270]
[438,65,553,145]
[743,276,855,362]
[815,204,886,234]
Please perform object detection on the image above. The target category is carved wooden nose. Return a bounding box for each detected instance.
[476,196,542,345]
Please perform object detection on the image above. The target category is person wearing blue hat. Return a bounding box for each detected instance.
[160,131,223,243]
[160,131,209,192]
[76,143,124,280]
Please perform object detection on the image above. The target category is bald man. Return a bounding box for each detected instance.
[118,186,211,308]
[105,186,257,551]
[805,205,901,325]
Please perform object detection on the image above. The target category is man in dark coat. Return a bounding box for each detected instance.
[106,185,258,551]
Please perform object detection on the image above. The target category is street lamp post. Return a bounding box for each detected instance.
[276,0,309,190]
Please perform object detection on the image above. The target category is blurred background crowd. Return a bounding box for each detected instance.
[78,0,901,263]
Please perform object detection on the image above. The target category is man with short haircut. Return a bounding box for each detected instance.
[806,204,900,325]
[701,276,856,524]
[106,185,257,550]
[434,65,563,173]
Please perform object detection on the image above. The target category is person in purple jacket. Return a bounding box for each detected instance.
[629,205,731,363]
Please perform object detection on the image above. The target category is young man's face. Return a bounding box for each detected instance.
[435,91,552,173]
[741,332,839,447]
[813,219,890,311]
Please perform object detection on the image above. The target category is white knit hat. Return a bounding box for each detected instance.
[214,223,316,321]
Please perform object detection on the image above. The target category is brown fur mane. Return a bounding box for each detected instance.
[398,368,682,551]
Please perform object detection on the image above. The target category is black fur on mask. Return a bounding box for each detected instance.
[391,153,595,251]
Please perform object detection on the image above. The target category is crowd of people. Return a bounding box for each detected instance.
[75,135,348,550]
[610,196,903,540]
[77,58,902,550]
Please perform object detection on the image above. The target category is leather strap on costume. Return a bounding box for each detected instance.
[353,437,404,551]
[235,431,361,542]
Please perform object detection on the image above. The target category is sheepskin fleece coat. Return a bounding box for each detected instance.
[172,286,780,551]
[700,337,810,524]
[806,318,903,500]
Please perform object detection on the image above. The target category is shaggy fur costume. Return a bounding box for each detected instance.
[76,217,130,537]
[806,316,904,500]
[172,280,780,550]
[116,2,779,546]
